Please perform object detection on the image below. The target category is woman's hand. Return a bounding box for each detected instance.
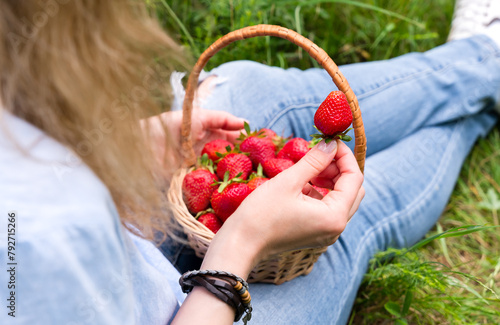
[202,139,365,278]
[173,139,364,325]
[142,109,245,166]
[245,140,364,255]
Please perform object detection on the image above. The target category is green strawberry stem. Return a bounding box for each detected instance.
[238,121,273,140]
[213,171,246,193]
[197,153,215,173]
[244,121,251,135]
[256,163,264,177]
[195,208,215,219]
[309,127,353,147]
[215,145,237,159]
[248,163,264,181]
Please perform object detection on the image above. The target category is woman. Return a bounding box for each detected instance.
[0,0,498,324]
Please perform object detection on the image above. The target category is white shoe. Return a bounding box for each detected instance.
[447,0,500,41]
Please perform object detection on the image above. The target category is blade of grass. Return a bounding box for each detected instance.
[401,288,413,316]
[158,0,200,57]
[485,257,500,295]
[436,223,453,266]
[408,225,500,251]
[294,5,303,59]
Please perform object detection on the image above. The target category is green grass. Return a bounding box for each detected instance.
[153,0,453,69]
[351,129,500,324]
[151,0,500,323]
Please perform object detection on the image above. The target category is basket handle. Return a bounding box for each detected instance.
[181,24,366,172]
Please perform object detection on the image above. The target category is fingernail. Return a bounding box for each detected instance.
[317,139,337,153]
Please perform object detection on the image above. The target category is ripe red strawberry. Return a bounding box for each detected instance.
[197,211,223,233]
[262,158,294,178]
[201,139,234,162]
[237,122,276,169]
[216,153,252,180]
[247,164,269,191]
[211,183,252,222]
[258,128,277,139]
[182,168,218,214]
[277,137,310,163]
[312,91,353,143]
[312,185,330,197]
[240,136,276,169]
[258,127,288,151]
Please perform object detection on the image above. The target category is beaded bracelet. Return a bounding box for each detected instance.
[179,270,253,324]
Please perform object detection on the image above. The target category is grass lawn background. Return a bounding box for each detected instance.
[151,0,500,323]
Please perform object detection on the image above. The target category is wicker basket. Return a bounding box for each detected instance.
[167,24,366,285]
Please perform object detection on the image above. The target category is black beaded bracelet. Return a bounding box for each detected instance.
[179,270,253,324]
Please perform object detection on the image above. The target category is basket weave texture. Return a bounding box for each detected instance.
[167,24,366,284]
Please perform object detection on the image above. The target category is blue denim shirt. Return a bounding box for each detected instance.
[0,111,184,324]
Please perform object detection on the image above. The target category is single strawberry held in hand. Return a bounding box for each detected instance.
[312,90,353,144]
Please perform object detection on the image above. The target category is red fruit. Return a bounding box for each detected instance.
[240,136,276,169]
[216,153,253,180]
[202,139,234,162]
[262,158,294,178]
[258,128,277,139]
[247,177,269,191]
[277,138,310,163]
[197,212,223,233]
[312,185,330,197]
[211,183,252,222]
[259,127,288,150]
[182,169,218,214]
[314,91,352,136]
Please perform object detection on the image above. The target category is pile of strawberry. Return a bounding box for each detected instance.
[181,90,352,234]
[182,123,325,233]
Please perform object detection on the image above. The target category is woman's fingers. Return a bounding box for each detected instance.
[225,130,243,143]
[276,140,338,191]
[302,183,324,200]
[199,109,246,131]
[191,110,245,151]
[310,162,340,189]
[321,141,364,217]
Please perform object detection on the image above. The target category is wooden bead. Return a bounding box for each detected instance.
[240,290,250,300]
[234,282,243,291]
[242,295,252,304]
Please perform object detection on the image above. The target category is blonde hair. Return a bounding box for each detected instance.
[0,0,189,241]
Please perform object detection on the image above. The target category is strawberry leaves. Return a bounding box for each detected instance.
[310,126,353,147]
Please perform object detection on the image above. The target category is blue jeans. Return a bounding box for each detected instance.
[166,35,500,324]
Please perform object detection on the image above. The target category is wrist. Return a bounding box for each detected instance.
[200,214,264,280]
